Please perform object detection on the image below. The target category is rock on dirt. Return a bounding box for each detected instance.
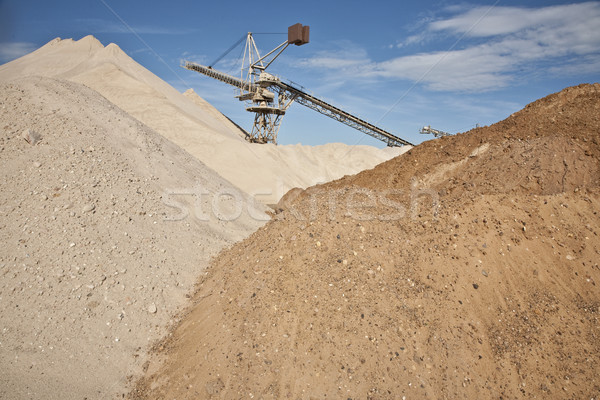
[22,128,41,145]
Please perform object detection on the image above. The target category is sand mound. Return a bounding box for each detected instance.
[132,84,600,399]
[0,36,408,204]
[0,76,267,399]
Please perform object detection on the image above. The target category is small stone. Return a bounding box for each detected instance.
[148,303,157,314]
[33,161,42,168]
[316,241,321,247]
[481,270,488,277]
[22,129,41,145]
[82,203,95,213]
[566,255,574,261]
[205,378,225,395]
[472,283,479,289]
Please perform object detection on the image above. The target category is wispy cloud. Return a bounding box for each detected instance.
[298,44,370,70]
[0,42,37,62]
[179,51,208,65]
[293,42,377,91]
[395,34,428,48]
[429,2,598,38]
[303,3,600,92]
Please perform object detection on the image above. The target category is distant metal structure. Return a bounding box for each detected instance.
[184,24,412,146]
[420,125,451,138]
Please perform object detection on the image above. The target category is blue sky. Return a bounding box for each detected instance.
[1,0,599,147]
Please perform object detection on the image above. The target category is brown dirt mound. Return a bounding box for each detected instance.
[344,83,600,197]
[131,84,600,399]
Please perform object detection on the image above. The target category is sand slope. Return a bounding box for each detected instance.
[0,36,408,203]
[132,84,600,399]
[0,75,267,399]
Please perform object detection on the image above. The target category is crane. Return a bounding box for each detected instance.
[183,24,412,147]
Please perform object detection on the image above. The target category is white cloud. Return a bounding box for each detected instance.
[0,42,36,62]
[290,43,378,93]
[385,3,600,91]
[309,3,600,92]
[374,45,516,91]
[298,45,370,70]
[180,51,209,65]
[396,34,428,48]
[429,2,600,38]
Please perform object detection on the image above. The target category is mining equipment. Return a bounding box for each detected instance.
[184,23,412,146]
[420,125,451,138]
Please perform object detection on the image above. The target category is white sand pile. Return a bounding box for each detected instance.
[0,35,409,204]
[0,76,267,399]
[0,35,409,399]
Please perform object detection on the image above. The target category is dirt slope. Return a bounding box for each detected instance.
[132,84,600,399]
[0,36,408,204]
[0,76,267,399]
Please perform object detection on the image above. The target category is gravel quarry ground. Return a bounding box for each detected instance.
[1,35,599,400]
[0,36,406,399]
[131,84,600,399]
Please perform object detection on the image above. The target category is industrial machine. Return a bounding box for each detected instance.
[184,23,412,147]
[419,125,451,138]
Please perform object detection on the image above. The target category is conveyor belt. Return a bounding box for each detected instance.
[184,61,412,146]
[276,81,412,147]
[184,62,257,92]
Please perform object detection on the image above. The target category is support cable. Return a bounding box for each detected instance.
[209,34,246,68]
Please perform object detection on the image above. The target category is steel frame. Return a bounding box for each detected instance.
[183,28,413,147]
